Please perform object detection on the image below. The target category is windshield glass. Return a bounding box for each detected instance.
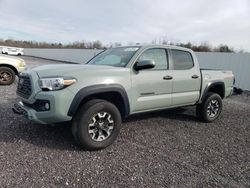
[87,47,140,67]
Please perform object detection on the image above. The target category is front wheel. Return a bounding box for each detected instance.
[0,67,16,85]
[196,92,223,122]
[72,99,122,150]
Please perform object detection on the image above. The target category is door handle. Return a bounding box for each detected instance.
[163,75,173,80]
[192,75,199,79]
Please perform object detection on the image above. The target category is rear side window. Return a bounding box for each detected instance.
[171,50,194,70]
[138,48,168,70]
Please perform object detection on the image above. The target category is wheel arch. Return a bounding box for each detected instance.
[68,84,130,118]
[201,81,225,102]
[0,64,18,75]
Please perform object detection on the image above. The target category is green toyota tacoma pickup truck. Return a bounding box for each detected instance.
[13,45,235,150]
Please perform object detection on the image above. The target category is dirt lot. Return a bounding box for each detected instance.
[0,56,249,187]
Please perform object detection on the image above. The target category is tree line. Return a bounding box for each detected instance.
[177,42,234,53]
[0,38,236,52]
[0,39,104,49]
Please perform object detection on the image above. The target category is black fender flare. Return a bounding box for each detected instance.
[67,84,130,117]
[201,81,225,102]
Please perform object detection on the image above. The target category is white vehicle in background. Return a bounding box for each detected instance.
[2,47,24,56]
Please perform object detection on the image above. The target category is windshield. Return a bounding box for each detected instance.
[87,47,140,67]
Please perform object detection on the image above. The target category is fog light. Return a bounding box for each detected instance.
[36,100,50,111]
[23,100,50,112]
[45,103,50,110]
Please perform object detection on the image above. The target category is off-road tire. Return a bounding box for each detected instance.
[72,99,122,150]
[196,92,223,122]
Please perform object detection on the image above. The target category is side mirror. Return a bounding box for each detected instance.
[134,60,155,71]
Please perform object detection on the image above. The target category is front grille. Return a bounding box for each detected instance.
[17,75,32,99]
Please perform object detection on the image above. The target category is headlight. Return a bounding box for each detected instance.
[18,60,26,67]
[39,77,76,91]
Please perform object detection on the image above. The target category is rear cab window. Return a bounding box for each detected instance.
[171,50,194,70]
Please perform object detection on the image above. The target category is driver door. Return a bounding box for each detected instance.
[131,48,173,113]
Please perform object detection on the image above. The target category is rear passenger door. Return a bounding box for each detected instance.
[170,49,201,106]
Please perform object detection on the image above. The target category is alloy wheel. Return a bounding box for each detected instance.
[88,112,114,142]
[0,71,13,83]
[207,99,220,118]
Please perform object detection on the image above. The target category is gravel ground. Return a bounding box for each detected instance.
[0,56,249,187]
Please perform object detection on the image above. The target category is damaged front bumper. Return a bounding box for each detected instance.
[12,101,47,124]
[12,101,28,117]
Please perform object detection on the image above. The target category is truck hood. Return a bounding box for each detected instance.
[32,64,125,78]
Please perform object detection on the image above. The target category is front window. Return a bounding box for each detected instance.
[87,47,139,67]
[138,48,168,70]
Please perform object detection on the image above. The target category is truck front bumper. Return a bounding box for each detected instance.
[13,89,74,124]
[13,101,45,124]
[13,100,72,124]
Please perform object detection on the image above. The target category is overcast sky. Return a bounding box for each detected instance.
[0,0,249,50]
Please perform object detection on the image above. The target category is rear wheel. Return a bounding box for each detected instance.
[196,92,223,122]
[0,67,16,85]
[72,99,122,150]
